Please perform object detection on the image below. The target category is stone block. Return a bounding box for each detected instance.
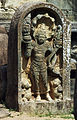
[19,100,72,115]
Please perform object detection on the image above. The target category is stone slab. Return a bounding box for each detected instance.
[19,100,72,115]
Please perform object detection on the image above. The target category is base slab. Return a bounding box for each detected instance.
[19,100,72,115]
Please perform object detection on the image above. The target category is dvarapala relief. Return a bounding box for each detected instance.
[21,13,63,102]
[6,2,71,113]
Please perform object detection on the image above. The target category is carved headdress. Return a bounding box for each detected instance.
[31,13,57,39]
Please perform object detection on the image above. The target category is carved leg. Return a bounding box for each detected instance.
[33,72,40,94]
[46,92,54,102]
[31,70,41,101]
[40,70,54,102]
[34,72,42,101]
[35,95,41,101]
[40,70,48,92]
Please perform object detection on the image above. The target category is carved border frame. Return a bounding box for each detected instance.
[6,2,71,109]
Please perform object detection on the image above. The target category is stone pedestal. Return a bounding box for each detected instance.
[19,100,72,115]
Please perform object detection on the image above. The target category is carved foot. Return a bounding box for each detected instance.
[35,95,41,101]
[46,93,54,102]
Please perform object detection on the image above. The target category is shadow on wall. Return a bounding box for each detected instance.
[0,64,7,102]
[74,63,77,120]
[0,26,8,102]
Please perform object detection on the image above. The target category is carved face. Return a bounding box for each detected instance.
[34,29,46,44]
[37,33,46,44]
[33,23,47,44]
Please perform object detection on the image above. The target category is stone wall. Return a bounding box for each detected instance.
[0,0,46,9]
[0,0,46,33]
[5,0,46,8]
[0,26,8,66]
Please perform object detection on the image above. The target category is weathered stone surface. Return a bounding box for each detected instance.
[6,1,71,114]
[0,26,6,33]
[2,0,46,9]
[47,0,73,9]
[21,78,31,102]
[0,0,46,32]
[0,0,75,117]
[46,0,77,21]
[0,26,8,66]
[19,100,72,115]
[0,9,15,33]
[49,78,63,100]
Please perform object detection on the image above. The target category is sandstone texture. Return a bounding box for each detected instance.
[4,0,46,9]
[0,104,74,120]
[5,2,71,114]
[0,0,73,117]
[0,26,8,66]
[46,0,77,21]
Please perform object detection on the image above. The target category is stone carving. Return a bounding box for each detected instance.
[21,13,63,101]
[6,2,71,113]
